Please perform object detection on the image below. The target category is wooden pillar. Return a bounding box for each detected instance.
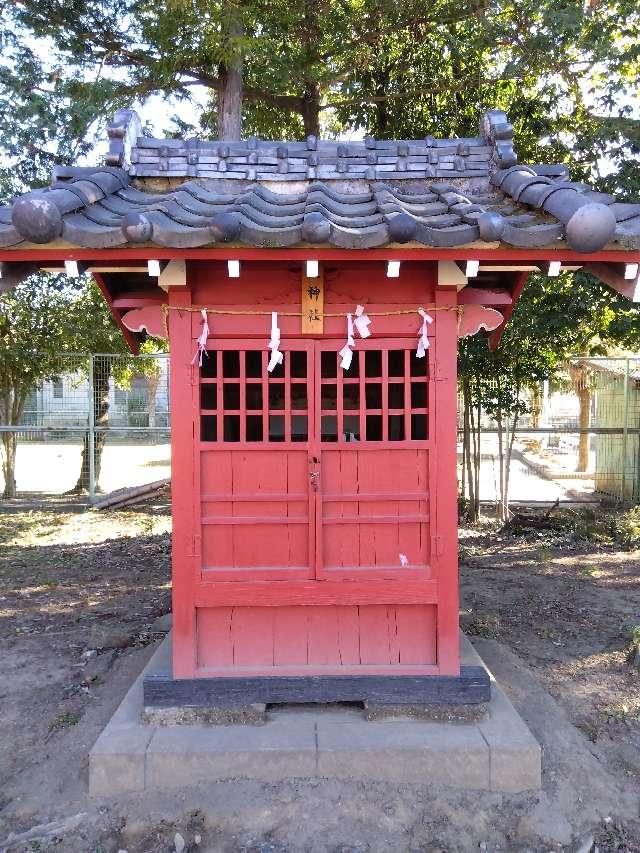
[168,284,198,678]
[433,284,460,675]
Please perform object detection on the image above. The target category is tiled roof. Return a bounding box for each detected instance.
[105,108,517,181]
[1,108,639,253]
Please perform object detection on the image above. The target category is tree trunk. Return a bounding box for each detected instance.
[217,14,244,140]
[1,431,17,498]
[530,382,543,428]
[73,358,110,493]
[218,64,243,139]
[1,385,28,499]
[375,70,390,136]
[147,371,159,430]
[463,380,476,517]
[503,406,519,517]
[568,363,591,473]
[577,387,591,472]
[300,0,321,138]
[496,408,506,522]
[302,80,321,137]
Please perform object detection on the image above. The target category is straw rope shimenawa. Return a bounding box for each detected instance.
[160,303,462,339]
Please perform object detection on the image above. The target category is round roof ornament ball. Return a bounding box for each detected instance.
[12,194,63,243]
[210,211,241,243]
[477,210,505,242]
[121,211,153,243]
[301,211,331,244]
[388,212,418,243]
[565,203,616,253]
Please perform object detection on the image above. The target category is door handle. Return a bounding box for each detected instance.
[310,471,320,491]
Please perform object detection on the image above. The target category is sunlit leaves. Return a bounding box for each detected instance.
[2,0,637,161]
[459,269,640,420]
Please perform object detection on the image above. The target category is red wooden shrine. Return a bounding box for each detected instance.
[169,260,460,683]
[2,106,640,705]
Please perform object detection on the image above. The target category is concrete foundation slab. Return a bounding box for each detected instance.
[89,633,541,795]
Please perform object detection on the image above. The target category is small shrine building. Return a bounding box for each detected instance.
[1,108,639,706]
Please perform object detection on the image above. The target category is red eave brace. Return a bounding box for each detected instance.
[487,272,529,351]
[93,272,140,355]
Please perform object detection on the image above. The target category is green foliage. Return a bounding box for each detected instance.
[0,272,165,494]
[1,0,638,172]
[0,274,92,425]
[0,273,162,425]
[460,270,640,421]
[47,710,80,733]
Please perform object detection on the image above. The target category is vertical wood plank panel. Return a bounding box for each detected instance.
[273,606,309,665]
[232,607,274,666]
[396,604,437,665]
[358,605,392,664]
[307,606,341,665]
[336,606,360,665]
[387,606,401,664]
[196,607,233,668]
[201,525,233,568]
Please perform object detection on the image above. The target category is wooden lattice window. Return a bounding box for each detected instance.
[318,346,428,443]
[200,343,428,445]
[200,347,310,444]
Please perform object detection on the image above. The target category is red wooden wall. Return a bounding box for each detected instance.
[169,260,460,679]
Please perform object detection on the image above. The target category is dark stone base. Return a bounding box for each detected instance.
[143,665,491,708]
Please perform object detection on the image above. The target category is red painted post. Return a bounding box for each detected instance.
[432,285,461,675]
[168,284,198,678]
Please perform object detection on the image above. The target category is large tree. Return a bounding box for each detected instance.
[1,1,638,173]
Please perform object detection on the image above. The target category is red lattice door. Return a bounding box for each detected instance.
[313,339,432,581]
[198,341,316,582]
[198,338,431,583]
[191,334,440,676]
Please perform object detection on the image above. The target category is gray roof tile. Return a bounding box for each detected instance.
[1,109,638,252]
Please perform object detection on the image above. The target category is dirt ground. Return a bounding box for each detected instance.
[0,501,638,853]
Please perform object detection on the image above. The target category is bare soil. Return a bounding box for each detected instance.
[0,502,638,853]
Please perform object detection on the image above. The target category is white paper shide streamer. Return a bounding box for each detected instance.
[338,312,355,371]
[267,311,284,373]
[339,304,372,371]
[353,304,371,339]
[191,308,210,366]
[416,307,433,359]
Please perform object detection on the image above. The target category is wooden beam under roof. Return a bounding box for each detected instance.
[582,262,640,302]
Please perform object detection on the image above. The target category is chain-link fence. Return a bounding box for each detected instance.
[2,352,640,506]
[0,353,170,501]
[457,357,640,506]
